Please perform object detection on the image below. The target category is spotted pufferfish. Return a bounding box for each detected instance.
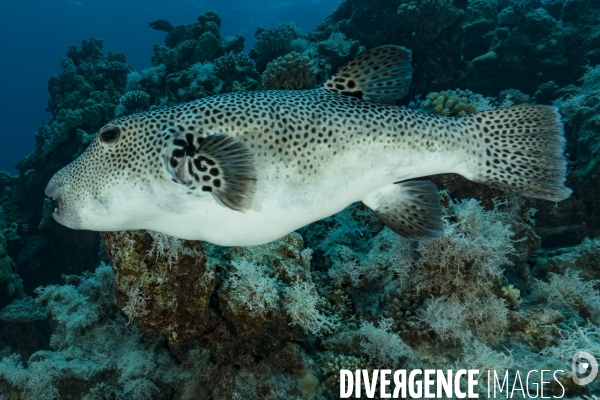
[45,46,571,246]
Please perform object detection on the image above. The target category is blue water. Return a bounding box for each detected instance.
[0,0,339,174]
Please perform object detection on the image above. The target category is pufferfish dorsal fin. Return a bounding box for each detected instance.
[362,180,443,242]
[195,133,257,213]
[169,132,257,213]
[323,45,413,104]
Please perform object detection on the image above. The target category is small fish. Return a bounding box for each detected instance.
[148,20,173,33]
[45,46,571,246]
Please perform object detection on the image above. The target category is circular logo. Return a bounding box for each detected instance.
[572,351,598,386]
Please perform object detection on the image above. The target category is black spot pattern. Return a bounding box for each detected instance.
[60,87,445,199]
[50,82,570,224]
[324,45,413,104]
[466,105,571,201]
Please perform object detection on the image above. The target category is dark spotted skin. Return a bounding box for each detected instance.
[324,45,412,103]
[46,87,570,243]
[108,88,475,185]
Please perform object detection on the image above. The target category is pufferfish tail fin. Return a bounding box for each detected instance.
[324,45,413,104]
[464,105,572,202]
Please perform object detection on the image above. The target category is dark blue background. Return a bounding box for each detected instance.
[0,0,339,174]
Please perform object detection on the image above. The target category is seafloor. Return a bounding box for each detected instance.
[1,0,600,398]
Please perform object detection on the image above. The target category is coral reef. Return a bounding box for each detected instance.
[1,4,600,399]
[1,37,121,298]
[0,234,16,295]
[102,230,216,346]
[143,11,256,104]
[316,32,362,72]
[2,193,599,397]
[396,0,465,34]
[0,265,200,400]
[467,0,600,95]
[550,65,600,240]
[463,0,499,46]
[311,0,468,96]
[116,90,151,116]
[152,11,244,73]
[0,297,46,324]
[415,88,494,117]
[213,52,261,92]
[250,23,301,72]
[262,52,317,90]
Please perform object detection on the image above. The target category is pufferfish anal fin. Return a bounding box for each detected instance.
[323,45,413,104]
[187,133,257,213]
[362,181,443,242]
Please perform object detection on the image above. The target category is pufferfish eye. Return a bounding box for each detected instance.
[99,126,121,145]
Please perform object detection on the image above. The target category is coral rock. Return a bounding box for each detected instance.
[102,230,216,345]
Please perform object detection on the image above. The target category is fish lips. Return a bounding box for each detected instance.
[44,178,90,230]
[44,180,64,219]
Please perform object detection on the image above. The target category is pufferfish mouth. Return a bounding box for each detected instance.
[44,182,62,215]
[50,197,60,214]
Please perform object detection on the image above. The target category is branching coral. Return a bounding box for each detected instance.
[284,280,340,337]
[146,230,183,268]
[252,23,300,72]
[121,287,151,325]
[419,292,510,345]
[541,323,600,367]
[455,340,515,395]
[411,198,515,344]
[262,52,317,90]
[417,89,494,117]
[34,263,114,347]
[118,90,150,115]
[104,60,132,77]
[463,0,498,34]
[317,31,363,72]
[0,354,60,400]
[35,38,130,165]
[358,318,415,368]
[327,228,411,288]
[151,11,245,73]
[320,352,370,396]
[0,264,193,400]
[254,23,299,55]
[226,260,280,317]
[501,284,521,306]
[212,51,261,91]
[213,52,256,81]
[533,269,600,316]
[0,297,47,323]
[177,39,198,56]
[415,198,514,289]
[419,296,470,343]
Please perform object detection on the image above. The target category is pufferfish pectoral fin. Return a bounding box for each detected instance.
[323,45,413,104]
[362,181,444,242]
[168,132,257,212]
[196,133,257,213]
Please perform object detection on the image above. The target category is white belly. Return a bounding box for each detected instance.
[140,148,458,246]
[148,170,387,246]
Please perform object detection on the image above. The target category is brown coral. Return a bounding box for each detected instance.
[102,230,216,346]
